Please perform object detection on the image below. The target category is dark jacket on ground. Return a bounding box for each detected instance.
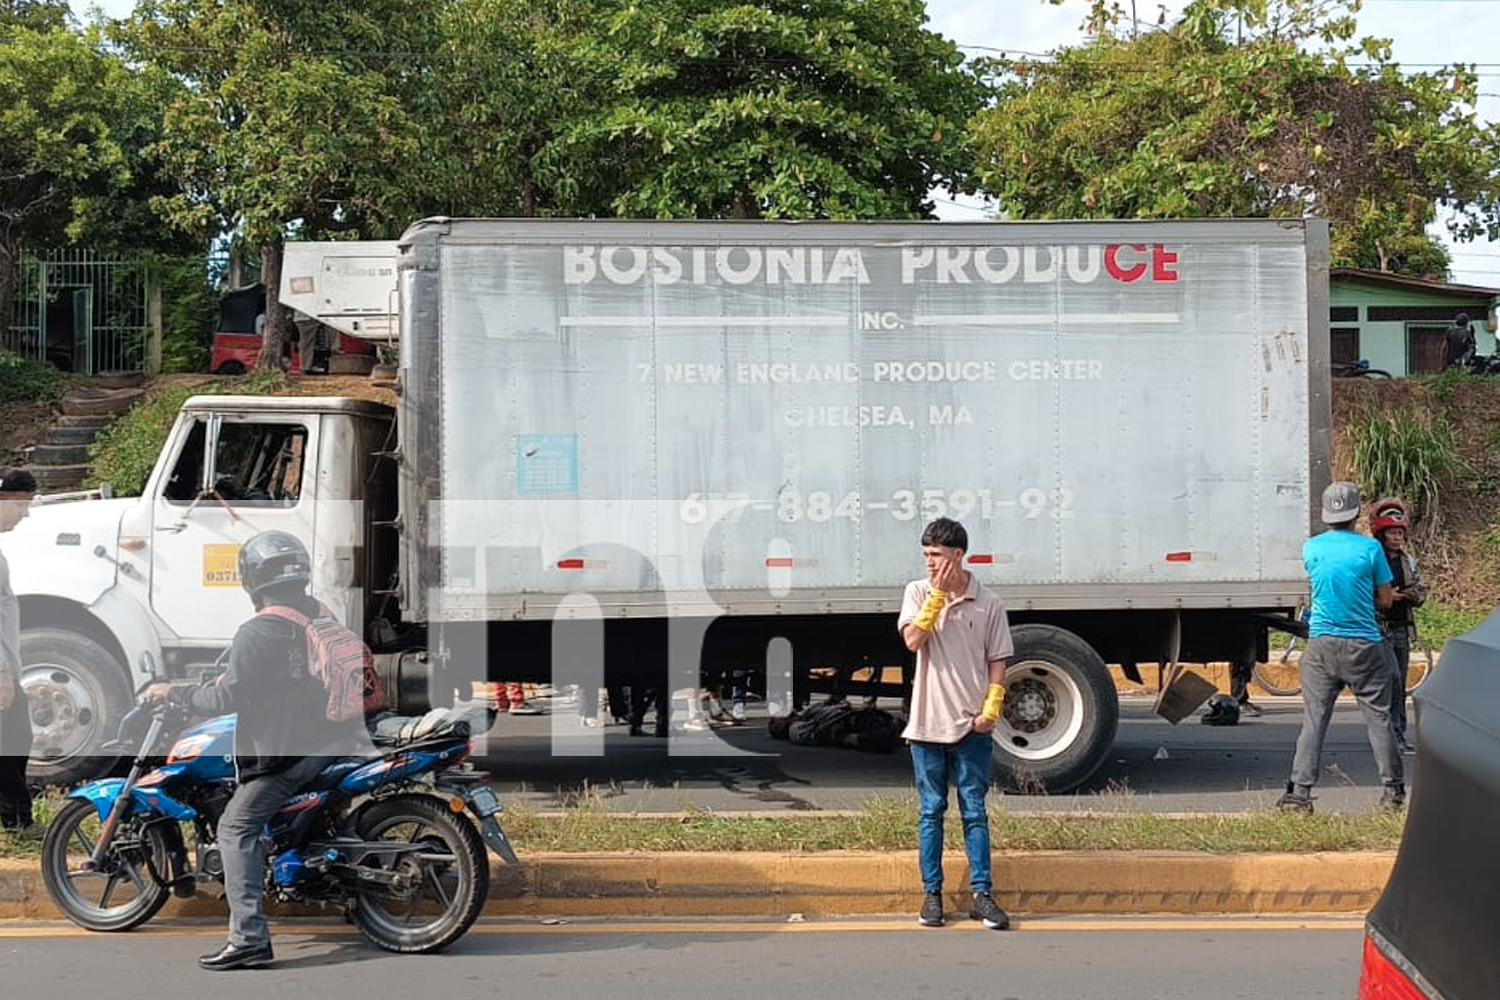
[174,592,357,780]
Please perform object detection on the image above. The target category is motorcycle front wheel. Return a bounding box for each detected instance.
[350,794,489,953]
[40,798,172,931]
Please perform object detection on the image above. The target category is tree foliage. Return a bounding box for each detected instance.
[0,23,141,338]
[545,0,989,219]
[971,0,1500,277]
[114,0,444,368]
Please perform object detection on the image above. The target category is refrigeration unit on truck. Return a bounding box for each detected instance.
[2,217,1328,793]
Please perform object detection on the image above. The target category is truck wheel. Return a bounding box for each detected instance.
[990,624,1118,794]
[216,361,246,376]
[20,629,132,787]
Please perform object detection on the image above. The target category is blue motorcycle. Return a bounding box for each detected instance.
[39,697,518,953]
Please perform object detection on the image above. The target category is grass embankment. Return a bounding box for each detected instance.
[1,795,1404,861]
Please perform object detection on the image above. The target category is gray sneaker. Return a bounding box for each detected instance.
[1378,785,1406,812]
[970,892,1010,930]
[918,892,945,927]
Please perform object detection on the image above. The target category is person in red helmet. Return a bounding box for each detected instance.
[1371,498,1426,755]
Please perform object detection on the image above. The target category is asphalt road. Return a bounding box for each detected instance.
[0,917,1366,1000]
[469,692,1415,815]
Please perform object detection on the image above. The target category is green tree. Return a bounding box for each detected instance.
[0,23,140,340]
[2,0,70,32]
[545,0,988,219]
[971,0,1500,276]
[419,0,604,219]
[115,0,442,369]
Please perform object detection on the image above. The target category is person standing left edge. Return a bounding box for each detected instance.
[899,517,1013,930]
[0,468,38,837]
[146,531,360,971]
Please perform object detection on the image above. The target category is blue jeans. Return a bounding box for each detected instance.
[910,730,994,894]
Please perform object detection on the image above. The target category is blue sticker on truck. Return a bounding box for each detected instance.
[516,434,578,494]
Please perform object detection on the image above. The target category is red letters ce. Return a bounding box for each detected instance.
[1104,244,1179,283]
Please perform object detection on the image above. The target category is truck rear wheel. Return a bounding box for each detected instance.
[990,624,1118,794]
[21,629,132,786]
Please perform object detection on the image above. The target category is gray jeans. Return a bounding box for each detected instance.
[219,755,337,948]
[1289,636,1403,794]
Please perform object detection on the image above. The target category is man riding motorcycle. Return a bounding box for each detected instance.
[145,530,363,971]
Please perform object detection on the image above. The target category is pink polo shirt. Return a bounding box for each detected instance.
[897,574,1014,745]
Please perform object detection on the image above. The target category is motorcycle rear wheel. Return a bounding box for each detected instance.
[351,794,489,953]
[40,799,172,931]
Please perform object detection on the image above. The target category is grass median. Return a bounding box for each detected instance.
[498,796,1406,853]
[0,791,1406,861]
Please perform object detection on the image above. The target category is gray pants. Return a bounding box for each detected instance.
[219,755,337,948]
[1289,637,1403,794]
[1383,626,1411,745]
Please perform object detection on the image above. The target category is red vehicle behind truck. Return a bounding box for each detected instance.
[209,282,372,375]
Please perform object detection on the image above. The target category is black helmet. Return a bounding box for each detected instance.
[237,530,311,599]
[1201,694,1241,727]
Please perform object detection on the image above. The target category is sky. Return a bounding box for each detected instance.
[68,0,1500,287]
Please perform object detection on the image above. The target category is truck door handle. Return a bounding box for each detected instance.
[156,523,187,534]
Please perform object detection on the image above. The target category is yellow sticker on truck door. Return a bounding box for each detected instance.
[202,544,242,586]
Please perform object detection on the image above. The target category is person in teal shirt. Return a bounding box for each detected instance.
[1278,481,1404,814]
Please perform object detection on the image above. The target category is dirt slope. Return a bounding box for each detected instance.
[1332,378,1500,611]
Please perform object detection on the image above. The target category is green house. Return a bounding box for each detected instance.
[1330,268,1499,376]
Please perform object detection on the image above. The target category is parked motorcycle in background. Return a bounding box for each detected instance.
[40,694,518,953]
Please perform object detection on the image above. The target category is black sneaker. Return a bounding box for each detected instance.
[970,892,1010,930]
[918,891,945,927]
[1276,784,1315,815]
[1379,785,1406,812]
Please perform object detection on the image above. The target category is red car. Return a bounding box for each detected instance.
[210,282,372,375]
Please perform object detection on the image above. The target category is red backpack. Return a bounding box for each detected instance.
[259,601,385,722]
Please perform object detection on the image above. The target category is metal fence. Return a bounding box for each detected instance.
[6,249,151,374]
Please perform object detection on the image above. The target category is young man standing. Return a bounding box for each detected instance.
[1278,482,1404,814]
[0,468,37,837]
[898,517,1013,930]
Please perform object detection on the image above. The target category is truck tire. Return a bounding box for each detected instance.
[989,624,1118,794]
[20,629,132,787]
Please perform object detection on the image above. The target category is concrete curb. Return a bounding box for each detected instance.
[0,851,1393,921]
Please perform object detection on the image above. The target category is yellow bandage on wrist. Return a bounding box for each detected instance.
[913,588,947,632]
[981,683,1006,723]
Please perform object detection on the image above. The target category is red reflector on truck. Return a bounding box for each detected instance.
[765,558,796,568]
[1166,552,1192,562]
[1358,934,1429,1000]
[967,554,994,565]
[556,559,610,570]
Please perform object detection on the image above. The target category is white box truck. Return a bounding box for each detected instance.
[3,218,1328,792]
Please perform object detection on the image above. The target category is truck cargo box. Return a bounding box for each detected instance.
[397,218,1326,624]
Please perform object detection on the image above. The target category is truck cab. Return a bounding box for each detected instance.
[2,394,395,784]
